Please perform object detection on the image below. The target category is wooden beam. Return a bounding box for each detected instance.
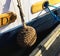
[31,0,60,14]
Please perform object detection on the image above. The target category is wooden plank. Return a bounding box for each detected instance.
[31,0,60,14]
[29,24,60,56]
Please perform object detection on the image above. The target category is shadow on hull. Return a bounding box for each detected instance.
[0,8,60,56]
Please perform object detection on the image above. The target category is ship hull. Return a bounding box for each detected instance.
[0,7,60,48]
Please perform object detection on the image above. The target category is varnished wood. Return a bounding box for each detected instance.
[31,0,60,14]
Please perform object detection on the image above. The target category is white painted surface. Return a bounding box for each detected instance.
[0,0,60,33]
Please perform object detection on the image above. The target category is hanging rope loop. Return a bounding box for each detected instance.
[47,7,60,21]
[42,1,60,21]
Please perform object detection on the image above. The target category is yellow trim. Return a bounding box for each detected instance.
[49,0,60,5]
[31,0,60,14]
[35,26,60,56]
[44,29,60,50]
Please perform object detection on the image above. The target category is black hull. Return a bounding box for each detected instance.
[0,7,60,56]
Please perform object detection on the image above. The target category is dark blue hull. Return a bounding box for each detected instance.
[0,8,60,48]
